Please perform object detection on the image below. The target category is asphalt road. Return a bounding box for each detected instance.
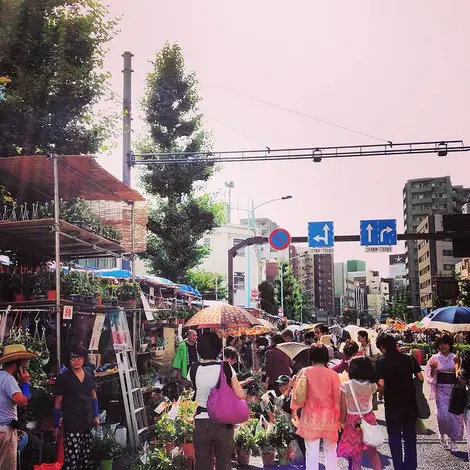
[242,378,470,469]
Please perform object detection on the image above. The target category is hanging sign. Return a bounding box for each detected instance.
[89,313,106,351]
[63,305,74,320]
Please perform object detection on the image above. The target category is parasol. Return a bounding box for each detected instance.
[184,304,262,329]
[421,306,470,333]
[223,318,277,337]
[276,342,309,360]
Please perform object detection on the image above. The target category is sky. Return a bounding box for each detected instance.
[98,0,470,276]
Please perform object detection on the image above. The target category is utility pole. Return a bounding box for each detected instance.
[122,51,133,186]
[122,52,133,272]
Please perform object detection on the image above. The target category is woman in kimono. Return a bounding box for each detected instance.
[425,334,463,452]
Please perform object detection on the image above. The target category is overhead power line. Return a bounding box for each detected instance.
[131,140,468,165]
[211,83,392,144]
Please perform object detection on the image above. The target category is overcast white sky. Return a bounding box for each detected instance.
[98,1,470,276]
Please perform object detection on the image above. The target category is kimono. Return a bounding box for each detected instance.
[425,352,464,442]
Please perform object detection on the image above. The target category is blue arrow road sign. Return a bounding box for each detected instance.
[360,219,397,246]
[308,221,334,247]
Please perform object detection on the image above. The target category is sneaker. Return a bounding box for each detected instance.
[449,441,458,453]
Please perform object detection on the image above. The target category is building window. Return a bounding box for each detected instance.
[443,264,455,271]
[233,238,245,257]
[203,238,211,248]
[234,272,245,290]
[443,249,454,257]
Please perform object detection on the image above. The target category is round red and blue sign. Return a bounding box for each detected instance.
[268,228,291,251]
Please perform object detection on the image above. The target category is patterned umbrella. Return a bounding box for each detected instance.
[184,304,262,329]
[422,306,470,333]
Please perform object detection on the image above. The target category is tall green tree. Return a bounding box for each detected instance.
[0,0,117,156]
[185,270,227,301]
[139,43,222,281]
[275,261,303,321]
[258,280,278,315]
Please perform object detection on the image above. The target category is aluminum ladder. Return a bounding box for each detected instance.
[111,309,148,448]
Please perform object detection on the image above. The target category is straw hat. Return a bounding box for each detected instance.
[0,344,38,364]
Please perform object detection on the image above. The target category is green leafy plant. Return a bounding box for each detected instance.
[255,428,276,453]
[116,282,141,301]
[234,419,258,452]
[271,415,296,451]
[90,434,122,461]
[62,271,92,296]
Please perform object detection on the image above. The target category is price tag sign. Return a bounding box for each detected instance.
[89,314,105,351]
[63,305,74,320]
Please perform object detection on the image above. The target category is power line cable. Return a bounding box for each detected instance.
[211,83,392,144]
[205,115,269,150]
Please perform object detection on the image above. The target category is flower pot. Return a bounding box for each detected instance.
[41,357,50,366]
[237,449,251,466]
[140,343,148,352]
[97,296,103,306]
[99,459,113,470]
[261,449,276,467]
[278,447,292,466]
[14,294,25,302]
[165,442,176,454]
[47,290,56,300]
[182,442,195,458]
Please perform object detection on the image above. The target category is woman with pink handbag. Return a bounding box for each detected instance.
[189,333,246,470]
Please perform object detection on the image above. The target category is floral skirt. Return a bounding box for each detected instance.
[337,411,377,460]
[63,431,92,470]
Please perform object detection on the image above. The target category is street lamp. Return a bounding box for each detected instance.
[246,195,293,306]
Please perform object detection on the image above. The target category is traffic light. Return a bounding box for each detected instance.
[442,214,470,257]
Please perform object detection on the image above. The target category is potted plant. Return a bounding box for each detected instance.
[255,429,277,466]
[32,274,48,300]
[154,414,177,453]
[140,336,150,352]
[9,273,25,302]
[62,271,90,302]
[234,421,257,466]
[272,417,296,466]
[90,433,122,470]
[116,281,140,307]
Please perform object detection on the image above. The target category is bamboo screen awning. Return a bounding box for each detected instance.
[0,155,145,203]
[0,219,126,260]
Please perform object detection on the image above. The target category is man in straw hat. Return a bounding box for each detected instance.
[0,344,37,469]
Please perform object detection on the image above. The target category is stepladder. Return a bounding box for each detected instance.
[110,309,148,448]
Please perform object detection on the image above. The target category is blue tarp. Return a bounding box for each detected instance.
[141,275,176,288]
[93,268,134,279]
[178,284,202,297]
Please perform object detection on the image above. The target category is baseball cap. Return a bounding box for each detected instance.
[275,375,290,386]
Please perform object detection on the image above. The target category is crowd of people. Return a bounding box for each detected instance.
[172,324,470,470]
[1,323,469,470]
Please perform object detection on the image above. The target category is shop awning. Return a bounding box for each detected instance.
[0,155,145,203]
[0,219,125,260]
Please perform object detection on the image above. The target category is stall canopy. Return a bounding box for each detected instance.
[177,284,202,297]
[0,155,145,203]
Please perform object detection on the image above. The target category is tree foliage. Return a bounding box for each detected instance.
[143,195,225,282]
[185,270,227,301]
[140,43,215,200]
[385,285,411,323]
[140,43,222,281]
[258,280,277,315]
[0,0,117,156]
[275,261,303,321]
